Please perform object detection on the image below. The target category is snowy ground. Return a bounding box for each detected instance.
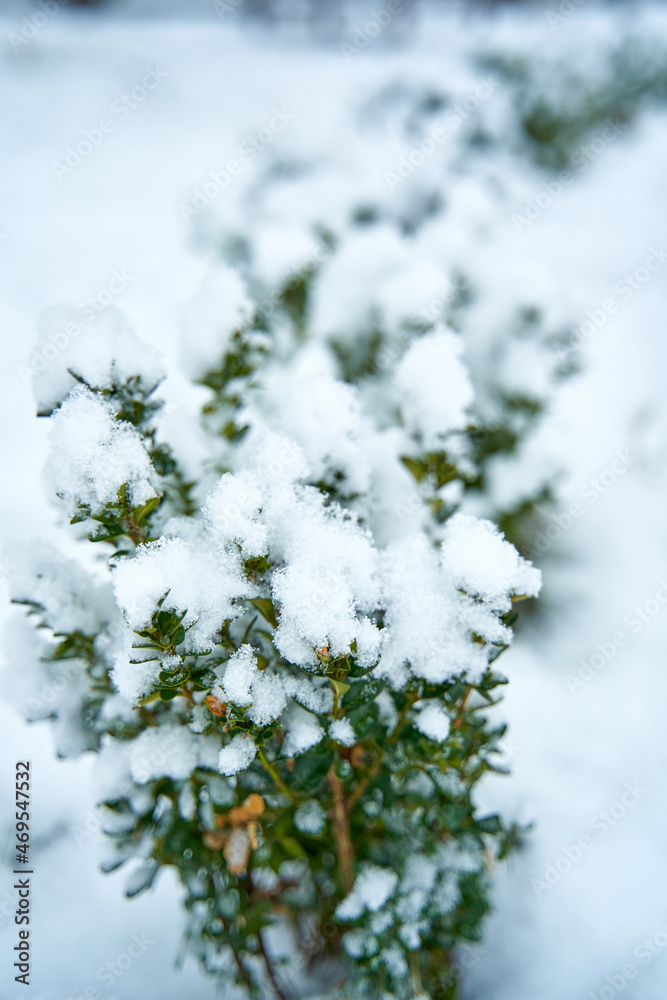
[1,4,667,999]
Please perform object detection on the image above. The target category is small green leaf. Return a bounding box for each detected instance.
[247,598,279,629]
[159,667,190,687]
[159,688,180,701]
[133,494,162,525]
[332,679,351,700]
[278,836,306,859]
[400,455,428,482]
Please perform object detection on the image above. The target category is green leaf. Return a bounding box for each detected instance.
[158,667,190,687]
[331,679,351,700]
[400,455,428,482]
[247,598,279,629]
[343,678,384,712]
[133,494,163,525]
[138,692,161,706]
[277,836,306,859]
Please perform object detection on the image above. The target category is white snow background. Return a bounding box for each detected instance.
[1,2,667,998]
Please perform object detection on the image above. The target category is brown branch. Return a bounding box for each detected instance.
[346,757,381,815]
[452,684,473,730]
[328,764,355,894]
[387,690,420,745]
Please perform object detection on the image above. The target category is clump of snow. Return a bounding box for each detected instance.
[395,327,474,447]
[178,784,197,821]
[282,675,333,715]
[294,800,326,835]
[255,349,372,495]
[281,705,325,757]
[336,864,399,921]
[413,701,451,743]
[257,224,328,290]
[240,430,311,485]
[218,734,258,776]
[221,644,257,707]
[112,536,250,651]
[110,650,160,704]
[330,717,356,746]
[130,726,200,783]
[377,534,488,688]
[269,488,382,668]
[309,227,443,348]
[46,387,159,517]
[246,670,287,727]
[375,690,398,731]
[32,305,164,415]
[342,929,378,959]
[204,471,268,558]
[7,542,111,635]
[180,266,254,381]
[219,645,286,726]
[209,452,383,670]
[441,512,542,612]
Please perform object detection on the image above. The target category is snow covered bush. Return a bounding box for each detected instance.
[189,12,667,569]
[12,12,662,993]
[192,65,586,562]
[6,283,542,998]
[479,17,667,169]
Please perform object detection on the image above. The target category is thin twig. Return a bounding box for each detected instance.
[387,690,419,745]
[257,748,294,800]
[452,684,473,730]
[346,757,381,814]
[328,764,355,894]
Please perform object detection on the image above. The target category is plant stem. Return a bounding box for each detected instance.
[409,950,423,994]
[346,756,381,814]
[453,684,473,730]
[180,685,196,705]
[328,764,355,894]
[387,690,419,744]
[257,748,294,800]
